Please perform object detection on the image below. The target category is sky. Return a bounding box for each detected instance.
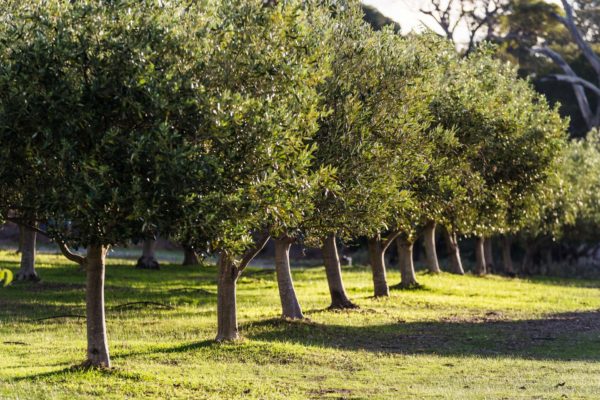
[362,0,433,32]
[362,0,561,44]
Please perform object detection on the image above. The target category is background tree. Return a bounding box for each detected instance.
[533,0,600,132]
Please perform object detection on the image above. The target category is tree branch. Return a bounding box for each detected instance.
[381,229,403,252]
[541,74,600,96]
[558,0,600,76]
[57,241,86,265]
[4,216,85,266]
[238,232,271,272]
[533,46,594,129]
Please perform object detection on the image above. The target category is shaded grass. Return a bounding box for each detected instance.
[1,250,600,399]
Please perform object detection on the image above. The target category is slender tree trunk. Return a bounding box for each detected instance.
[396,236,419,288]
[182,246,199,266]
[443,227,464,275]
[484,237,495,274]
[216,254,240,341]
[136,238,159,269]
[368,236,389,297]
[423,221,441,274]
[322,234,357,309]
[16,226,39,281]
[274,237,303,319]
[85,244,110,368]
[474,236,486,276]
[501,236,515,276]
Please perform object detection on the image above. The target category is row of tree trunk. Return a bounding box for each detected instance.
[10,222,521,369]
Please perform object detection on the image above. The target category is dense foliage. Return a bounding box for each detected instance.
[0,0,580,369]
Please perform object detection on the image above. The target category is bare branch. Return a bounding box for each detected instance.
[57,241,86,266]
[381,229,403,252]
[4,216,86,266]
[533,46,594,130]
[541,74,600,97]
[557,0,600,75]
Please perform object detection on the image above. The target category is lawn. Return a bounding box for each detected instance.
[1,250,600,399]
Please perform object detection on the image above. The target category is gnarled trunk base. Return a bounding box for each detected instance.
[136,239,160,270]
[396,236,420,289]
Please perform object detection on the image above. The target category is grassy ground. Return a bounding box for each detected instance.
[1,250,600,399]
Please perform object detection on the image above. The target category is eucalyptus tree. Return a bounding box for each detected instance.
[0,0,201,367]
[174,0,333,340]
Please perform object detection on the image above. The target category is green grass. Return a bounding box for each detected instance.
[1,250,600,399]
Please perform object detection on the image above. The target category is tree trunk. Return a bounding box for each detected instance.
[397,236,419,288]
[274,237,304,319]
[423,221,441,274]
[522,242,536,275]
[474,236,486,276]
[16,226,39,281]
[368,236,389,297]
[216,254,240,341]
[16,225,25,254]
[443,227,465,275]
[501,236,515,277]
[322,234,357,309]
[182,246,199,266]
[484,237,495,274]
[136,238,160,270]
[85,244,110,368]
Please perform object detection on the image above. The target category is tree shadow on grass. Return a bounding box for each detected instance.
[13,364,147,382]
[246,310,600,361]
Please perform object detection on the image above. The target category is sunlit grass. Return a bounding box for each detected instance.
[1,250,599,399]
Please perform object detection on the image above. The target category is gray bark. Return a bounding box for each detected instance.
[85,245,111,368]
[216,254,239,341]
[368,236,390,297]
[423,221,441,274]
[396,236,419,288]
[443,227,465,275]
[274,237,304,319]
[136,239,160,270]
[215,234,270,341]
[16,226,39,281]
[474,236,486,275]
[322,234,357,309]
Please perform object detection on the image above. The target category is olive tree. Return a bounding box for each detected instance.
[430,46,567,275]
[174,0,332,340]
[301,3,433,301]
[0,0,200,367]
